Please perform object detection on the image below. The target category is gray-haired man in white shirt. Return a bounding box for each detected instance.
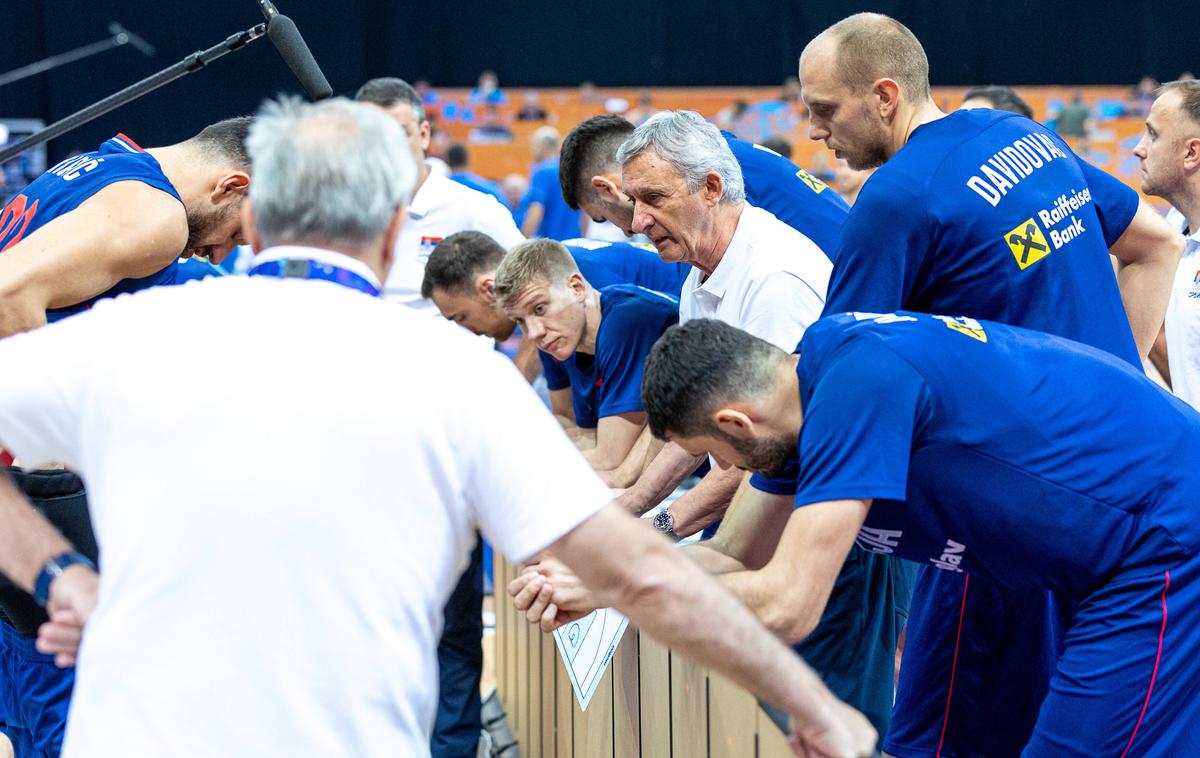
[0,96,874,758]
[615,110,832,537]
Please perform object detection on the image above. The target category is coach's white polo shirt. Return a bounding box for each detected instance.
[388,168,525,313]
[679,203,832,350]
[1164,208,1200,410]
[0,248,610,758]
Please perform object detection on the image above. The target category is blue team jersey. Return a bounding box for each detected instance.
[448,171,506,205]
[824,109,1140,366]
[0,134,184,321]
[722,131,848,258]
[750,311,1200,595]
[526,158,581,241]
[539,240,688,421]
[558,284,679,429]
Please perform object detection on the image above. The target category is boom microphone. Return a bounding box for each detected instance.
[108,23,157,58]
[257,1,332,100]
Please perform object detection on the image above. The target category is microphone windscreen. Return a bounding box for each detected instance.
[265,14,333,101]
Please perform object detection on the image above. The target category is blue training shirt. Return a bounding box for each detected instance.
[561,284,679,430]
[526,158,582,241]
[0,134,185,321]
[539,239,689,424]
[722,131,848,258]
[750,311,1200,595]
[823,109,1140,366]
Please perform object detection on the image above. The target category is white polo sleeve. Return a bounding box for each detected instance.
[0,315,98,469]
[471,194,526,249]
[740,268,826,351]
[462,352,610,563]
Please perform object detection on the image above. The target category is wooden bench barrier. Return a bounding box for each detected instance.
[494,555,799,758]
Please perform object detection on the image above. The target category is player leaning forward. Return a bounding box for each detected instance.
[635,314,1200,757]
[0,96,876,758]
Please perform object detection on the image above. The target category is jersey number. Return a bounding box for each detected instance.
[0,194,39,251]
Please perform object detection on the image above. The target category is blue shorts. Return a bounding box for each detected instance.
[0,622,73,758]
[885,568,1065,757]
[1025,548,1200,756]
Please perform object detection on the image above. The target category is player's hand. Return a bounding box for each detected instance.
[508,559,600,632]
[36,564,98,668]
[787,699,877,758]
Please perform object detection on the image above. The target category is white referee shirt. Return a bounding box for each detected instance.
[1163,207,1200,410]
[678,203,832,350]
[389,168,525,313]
[0,246,610,758]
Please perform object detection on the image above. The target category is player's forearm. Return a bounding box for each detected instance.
[681,541,751,575]
[613,442,703,516]
[1150,325,1172,388]
[520,203,545,237]
[666,465,742,537]
[0,474,74,592]
[1118,251,1180,358]
[718,566,825,645]
[566,511,848,730]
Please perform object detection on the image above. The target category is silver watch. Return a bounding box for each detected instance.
[652,509,679,540]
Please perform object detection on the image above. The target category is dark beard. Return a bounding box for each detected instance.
[185,202,237,250]
[729,432,796,479]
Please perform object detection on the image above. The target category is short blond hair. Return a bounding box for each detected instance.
[493,238,580,307]
[815,13,930,101]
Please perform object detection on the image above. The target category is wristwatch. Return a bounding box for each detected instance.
[33,551,95,607]
[652,509,680,541]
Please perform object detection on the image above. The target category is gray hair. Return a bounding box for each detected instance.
[615,110,745,204]
[247,96,416,250]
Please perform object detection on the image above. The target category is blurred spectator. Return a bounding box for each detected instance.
[516,90,549,122]
[469,70,507,105]
[715,99,750,132]
[961,85,1034,119]
[625,90,656,125]
[501,173,529,227]
[1052,91,1092,137]
[521,126,580,239]
[833,161,875,206]
[1181,71,1196,82]
[760,136,794,160]
[414,79,439,106]
[578,81,602,104]
[446,143,506,204]
[781,75,803,105]
[469,103,513,142]
[1129,76,1161,118]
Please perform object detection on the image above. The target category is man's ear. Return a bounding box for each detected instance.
[703,170,725,207]
[566,271,587,300]
[713,407,756,440]
[478,275,496,298]
[213,172,251,203]
[874,78,902,120]
[241,201,261,253]
[591,174,623,202]
[1184,136,1200,170]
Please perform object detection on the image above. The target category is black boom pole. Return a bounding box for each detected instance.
[0,23,267,166]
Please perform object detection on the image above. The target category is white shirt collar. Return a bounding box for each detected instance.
[408,164,449,220]
[696,204,750,301]
[253,245,383,289]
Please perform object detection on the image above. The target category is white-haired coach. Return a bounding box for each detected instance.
[0,97,876,758]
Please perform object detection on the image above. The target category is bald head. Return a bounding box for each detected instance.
[803,13,930,102]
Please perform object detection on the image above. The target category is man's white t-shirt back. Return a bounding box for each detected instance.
[0,262,609,757]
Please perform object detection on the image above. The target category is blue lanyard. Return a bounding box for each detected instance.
[248,258,381,298]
